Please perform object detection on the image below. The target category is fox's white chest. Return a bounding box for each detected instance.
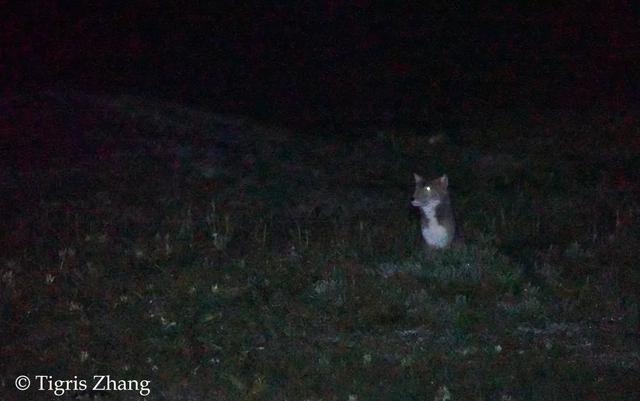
[420,202,449,248]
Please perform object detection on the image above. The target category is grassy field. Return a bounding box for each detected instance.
[1,90,639,400]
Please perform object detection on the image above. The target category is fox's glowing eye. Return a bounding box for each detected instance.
[426,186,431,191]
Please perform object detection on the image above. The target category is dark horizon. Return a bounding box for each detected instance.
[3,2,640,128]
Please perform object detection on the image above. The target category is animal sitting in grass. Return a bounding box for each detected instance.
[411,174,456,249]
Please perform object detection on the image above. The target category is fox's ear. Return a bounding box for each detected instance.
[439,174,448,188]
[414,173,424,184]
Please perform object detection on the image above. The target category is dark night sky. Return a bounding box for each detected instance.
[2,1,639,127]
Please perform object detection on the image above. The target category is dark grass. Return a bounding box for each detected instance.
[1,90,639,400]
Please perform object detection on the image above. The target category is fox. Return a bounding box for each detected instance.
[411,173,456,249]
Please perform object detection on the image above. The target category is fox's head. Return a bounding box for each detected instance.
[411,174,449,207]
